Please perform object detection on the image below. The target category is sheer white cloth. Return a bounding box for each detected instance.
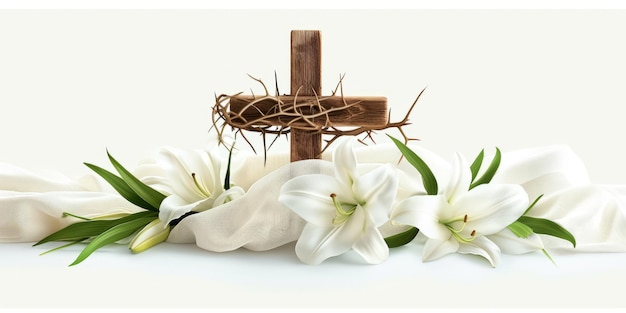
[1,144,625,254]
[0,164,142,242]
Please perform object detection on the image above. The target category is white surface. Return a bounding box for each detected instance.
[1,241,625,308]
[2,0,626,10]
[2,9,626,309]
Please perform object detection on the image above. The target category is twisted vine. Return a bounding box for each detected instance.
[211,74,424,157]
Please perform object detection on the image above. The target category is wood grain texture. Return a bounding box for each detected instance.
[291,30,322,161]
[229,96,388,127]
[291,30,322,96]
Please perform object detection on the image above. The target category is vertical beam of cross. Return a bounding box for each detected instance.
[290,30,322,162]
[227,30,389,163]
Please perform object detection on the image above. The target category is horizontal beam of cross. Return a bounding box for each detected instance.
[228,95,388,128]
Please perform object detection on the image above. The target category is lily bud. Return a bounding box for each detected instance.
[129,219,170,253]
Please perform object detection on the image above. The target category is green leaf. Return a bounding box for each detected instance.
[542,248,557,266]
[39,239,87,256]
[469,149,485,182]
[518,216,576,248]
[523,194,544,216]
[224,143,235,191]
[35,220,114,245]
[34,211,157,246]
[107,150,167,211]
[469,147,501,189]
[69,216,155,266]
[84,162,155,211]
[388,135,438,195]
[384,227,419,248]
[508,221,534,239]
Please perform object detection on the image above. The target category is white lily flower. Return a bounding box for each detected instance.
[144,147,245,226]
[278,138,399,265]
[391,153,529,267]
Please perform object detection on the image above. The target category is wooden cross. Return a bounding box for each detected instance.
[229,30,389,162]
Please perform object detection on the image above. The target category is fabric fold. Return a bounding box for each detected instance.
[489,145,626,251]
[167,159,334,252]
[0,190,141,242]
[0,162,143,242]
[530,185,626,252]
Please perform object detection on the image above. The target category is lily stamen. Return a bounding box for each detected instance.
[445,214,469,233]
[330,193,356,226]
[445,214,477,243]
[191,173,211,197]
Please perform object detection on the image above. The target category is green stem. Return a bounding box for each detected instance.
[62,212,91,221]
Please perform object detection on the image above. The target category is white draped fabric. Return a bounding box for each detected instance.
[1,143,625,256]
[0,164,143,242]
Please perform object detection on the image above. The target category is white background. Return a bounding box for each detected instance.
[2,7,626,310]
[1,9,626,183]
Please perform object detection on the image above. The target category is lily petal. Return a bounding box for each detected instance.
[159,194,214,226]
[295,205,365,265]
[159,148,206,203]
[456,184,529,235]
[457,236,501,267]
[353,164,399,226]
[422,237,459,262]
[445,153,472,203]
[213,186,246,207]
[333,138,358,188]
[279,174,350,226]
[351,209,389,264]
[488,228,545,254]
[391,195,450,240]
[159,148,218,202]
[206,149,223,193]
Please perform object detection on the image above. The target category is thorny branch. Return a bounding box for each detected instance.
[211,75,425,157]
